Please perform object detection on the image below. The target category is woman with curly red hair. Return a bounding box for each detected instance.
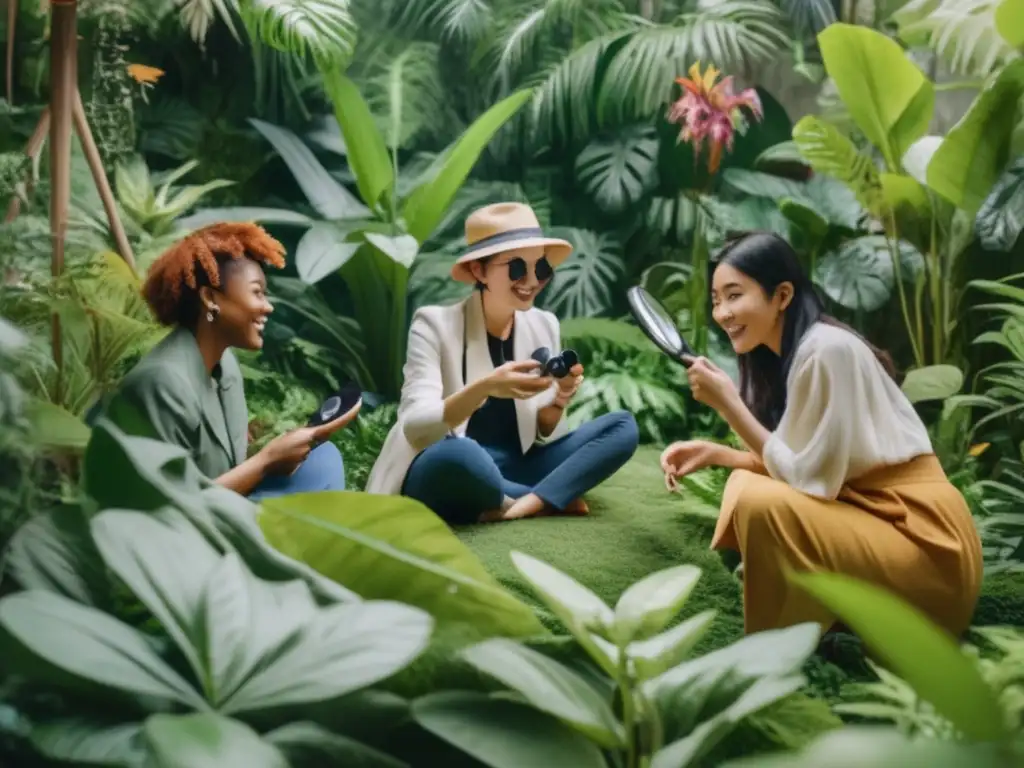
[104,222,359,498]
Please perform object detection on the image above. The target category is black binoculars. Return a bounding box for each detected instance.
[531,346,580,379]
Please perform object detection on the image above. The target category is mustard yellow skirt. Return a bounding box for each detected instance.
[712,455,984,638]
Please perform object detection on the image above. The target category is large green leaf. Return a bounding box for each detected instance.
[575,127,659,214]
[787,570,1006,742]
[460,638,624,747]
[791,116,884,213]
[322,70,395,211]
[90,508,222,696]
[264,721,408,767]
[6,508,112,608]
[403,89,533,244]
[0,591,205,709]
[177,206,315,232]
[926,59,1024,216]
[144,713,288,768]
[221,596,432,715]
[295,221,362,284]
[30,721,147,767]
[996,0,1024,48]
[975,156,1024,251]
[817,24,934,170]
[814,235,921,312]
[612,565,702,643]
[249,118,369,219]
[257,491,545,638]
[720,725,1008,767]
[900,364,965,403]
[24,397,91,450]
[412,692,608,768]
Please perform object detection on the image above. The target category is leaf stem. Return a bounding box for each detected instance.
[618,647,638,768]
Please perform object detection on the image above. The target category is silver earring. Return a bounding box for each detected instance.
[207,306,219,323]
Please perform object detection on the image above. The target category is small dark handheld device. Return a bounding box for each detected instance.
[531,346,580,379]
[308,381,362,427]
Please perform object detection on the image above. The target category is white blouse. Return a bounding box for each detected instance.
[761,322,934,500]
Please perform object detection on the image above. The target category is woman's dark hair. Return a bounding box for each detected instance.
[715,231,899,430]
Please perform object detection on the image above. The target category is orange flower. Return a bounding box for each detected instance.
[667,62,763,174]
[126,64,165,85]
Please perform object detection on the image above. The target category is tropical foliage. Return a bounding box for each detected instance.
[2,0,1024,763]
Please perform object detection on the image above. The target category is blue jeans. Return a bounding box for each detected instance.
[248,442,346,501]
[402,411,639,524]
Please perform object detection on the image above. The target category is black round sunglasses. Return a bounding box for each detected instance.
[499,256,553,282]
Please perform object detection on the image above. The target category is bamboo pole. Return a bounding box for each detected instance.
[50,0,78,400]
[73,91,137,272]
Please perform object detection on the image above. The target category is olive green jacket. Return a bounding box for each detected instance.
[104,326,249,479]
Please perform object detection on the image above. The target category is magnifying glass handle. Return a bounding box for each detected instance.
[679,353,696,368]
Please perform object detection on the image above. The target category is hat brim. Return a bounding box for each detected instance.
[451,237,574,283]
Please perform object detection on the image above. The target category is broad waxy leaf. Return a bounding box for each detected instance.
[927,59,1024,216]
[31,720,146,767]
[510,550,614,634]
[365,232,419,268]
[24,398,91,450]
[612,565,702,643]
[814,235,922,312]
[258,491,544,638]
[264,721,408,767]
[995,0,1024,49]
[628,609,716,681]
[322,70,396,211]
[787,570,1007,742]
[221,599,433,715]
[818,24,934,170]
[403,89,533,244]
[0,591,205,709]
[295,222,363,285]
[6,508,112,608]
[249,117,369,219]
[900,365,965,403]
[791,116,883,212]
[719,725,1010,767]
[975,156,1024,251]
[460,638,624,747]
[144,712,289,768]
[412,692,608,768]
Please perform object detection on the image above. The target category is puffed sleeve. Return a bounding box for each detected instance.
[761,339,858,499]
[398,308,450,451]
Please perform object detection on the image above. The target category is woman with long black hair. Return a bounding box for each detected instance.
[660,232,983,637]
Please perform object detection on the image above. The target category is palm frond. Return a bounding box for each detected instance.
[775,0,836,38]
[891,0,1020,78]
[360,42,448,151]
[240,0,359,70]
[387,0,494,43]
[597,1,790,125]
[177,0,244,47]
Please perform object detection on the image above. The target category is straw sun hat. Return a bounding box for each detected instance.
[450,202,573,284]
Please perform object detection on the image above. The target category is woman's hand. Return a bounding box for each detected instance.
[660,440,724,491]
[687,356,739,412]
[259,427,318,476]
[552,363,584,409]
[487,360,553,400]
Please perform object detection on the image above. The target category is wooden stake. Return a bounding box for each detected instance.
[73,91,137,272]
[50,0,78,400]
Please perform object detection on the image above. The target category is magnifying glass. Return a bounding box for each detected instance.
[626,286,696,368]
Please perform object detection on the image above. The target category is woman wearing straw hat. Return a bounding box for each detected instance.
[366,202,639,523]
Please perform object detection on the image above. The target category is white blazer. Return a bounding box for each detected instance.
[365,292,568,496]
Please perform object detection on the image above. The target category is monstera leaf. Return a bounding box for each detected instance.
[814,236,922,312]
[975,156,1024,251]
[575,127,659,214]
[538,228,624,319]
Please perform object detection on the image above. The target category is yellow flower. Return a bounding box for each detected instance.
[968,443,990,457]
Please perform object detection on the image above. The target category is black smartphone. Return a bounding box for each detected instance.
[308,381,362,427]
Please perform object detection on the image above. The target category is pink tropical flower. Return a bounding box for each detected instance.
[667,62,764,174]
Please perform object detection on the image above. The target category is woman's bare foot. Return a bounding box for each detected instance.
[477,494,543,523]
[564,498,589,516]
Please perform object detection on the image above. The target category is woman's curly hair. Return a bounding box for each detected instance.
[142,222,287,327]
